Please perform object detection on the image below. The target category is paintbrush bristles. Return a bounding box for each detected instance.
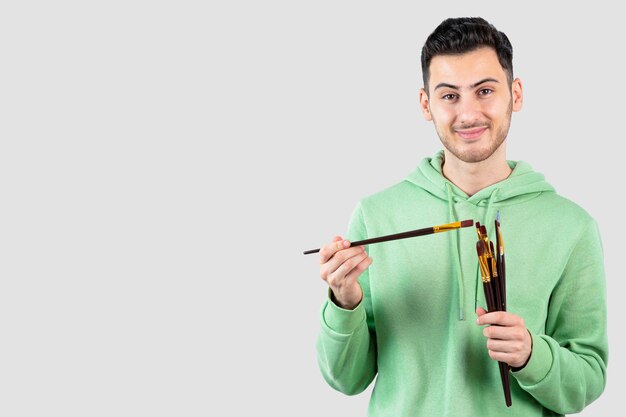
[433,219,474,233]
[489,242,498,278]
[476,242,491,283]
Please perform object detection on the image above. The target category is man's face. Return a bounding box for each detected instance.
[419,47,523,164]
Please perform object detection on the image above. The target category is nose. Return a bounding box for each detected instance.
[456,95,484,127]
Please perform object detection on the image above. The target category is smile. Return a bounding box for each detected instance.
[455,127,487,140]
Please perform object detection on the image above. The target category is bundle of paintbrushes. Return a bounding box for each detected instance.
[475,212,511,407]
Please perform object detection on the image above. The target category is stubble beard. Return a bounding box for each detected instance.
[432,100,513,164]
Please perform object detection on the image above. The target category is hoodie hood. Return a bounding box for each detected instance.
[404,150,555,320]
[405,150,555,205]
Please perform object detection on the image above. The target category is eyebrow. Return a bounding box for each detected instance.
[434,78,500,91]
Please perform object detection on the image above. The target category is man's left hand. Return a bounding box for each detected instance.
[476,307,532,369]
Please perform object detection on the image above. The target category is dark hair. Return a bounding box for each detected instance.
[421,17,513,94]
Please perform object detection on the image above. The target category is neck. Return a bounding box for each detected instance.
[442,146,512,197]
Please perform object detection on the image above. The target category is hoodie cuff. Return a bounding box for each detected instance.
[511,331,553,386]
[322,290,366,334]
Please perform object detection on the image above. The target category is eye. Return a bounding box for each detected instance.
[442,93,458,101]
[478,88,493,96]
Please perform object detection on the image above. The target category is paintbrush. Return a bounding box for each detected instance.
[303,219,474,255]
[489,241,503,314]
[477,240,495,310]
[495,211,506,311]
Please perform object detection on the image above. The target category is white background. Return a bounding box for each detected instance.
[1,1,622,416]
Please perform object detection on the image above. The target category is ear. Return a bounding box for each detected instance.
[511,78,523,112]
[419,88,433,121]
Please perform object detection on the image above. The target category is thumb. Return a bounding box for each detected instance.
[475,307,488,317]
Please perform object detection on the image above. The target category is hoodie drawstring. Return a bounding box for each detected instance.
[445,183,465,321]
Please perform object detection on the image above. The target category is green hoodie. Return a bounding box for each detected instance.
[317,151,608,416]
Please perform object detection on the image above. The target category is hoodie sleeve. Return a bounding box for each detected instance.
[512,219,608,414]
[316,202,378,395]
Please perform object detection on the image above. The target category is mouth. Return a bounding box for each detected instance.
[455,127,487,140]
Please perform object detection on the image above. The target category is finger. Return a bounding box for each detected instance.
[322,244,366,273]
[486,339,516,353]
[476,311,523,327]
[319,236,349,264]
[328,251,369,284]
[487,350,514,363]
[343,254,373,284]
[475,307,488,317]
[489,344,532,368]
[320,246,366,282]
[483,325,528,342]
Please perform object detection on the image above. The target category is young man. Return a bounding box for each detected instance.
[316,17,607,416]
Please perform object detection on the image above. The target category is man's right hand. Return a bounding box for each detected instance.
[319,236,373,310]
